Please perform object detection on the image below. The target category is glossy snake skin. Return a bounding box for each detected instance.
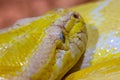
[0,9,87,80]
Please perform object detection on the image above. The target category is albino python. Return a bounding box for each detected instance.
[1,0,119,79]
[0,9,87,80]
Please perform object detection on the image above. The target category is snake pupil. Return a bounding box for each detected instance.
[60,32,65,43]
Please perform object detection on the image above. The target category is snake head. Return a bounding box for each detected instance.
[0,9,87,80]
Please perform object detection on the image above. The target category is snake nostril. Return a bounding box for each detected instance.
[73,13,79,19]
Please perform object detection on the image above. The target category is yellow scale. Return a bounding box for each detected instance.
[0,13,60,77]
[71,0,120,65]
[66,0,120,79]
[0,9,87,80]
[0,0,120,79]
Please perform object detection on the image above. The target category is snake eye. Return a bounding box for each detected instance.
[60,32,65,43]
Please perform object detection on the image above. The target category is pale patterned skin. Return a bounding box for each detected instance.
[65,0,120,80]
[0,9,87,80]
[71,0,120,68]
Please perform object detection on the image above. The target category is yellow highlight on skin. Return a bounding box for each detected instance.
[0,14,60,77]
